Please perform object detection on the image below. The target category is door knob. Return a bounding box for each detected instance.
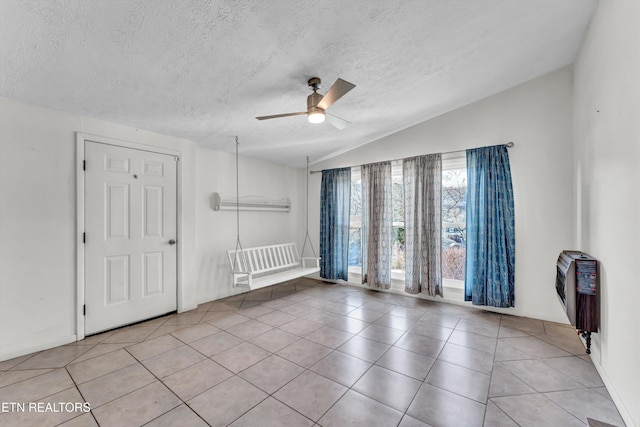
[168,239,176,245]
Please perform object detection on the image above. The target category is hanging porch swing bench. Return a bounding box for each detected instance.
[227,243,320,290]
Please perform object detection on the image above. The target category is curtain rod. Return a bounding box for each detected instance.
[308,141,514,174]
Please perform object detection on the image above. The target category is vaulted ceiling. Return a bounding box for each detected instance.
[0,0,597,167]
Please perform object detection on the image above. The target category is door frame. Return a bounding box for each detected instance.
[76,133,183,340]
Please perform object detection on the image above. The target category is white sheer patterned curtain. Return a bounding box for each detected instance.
[361,162,392,289]
[403,154,443,296]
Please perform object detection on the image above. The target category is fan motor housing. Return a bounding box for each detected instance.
[307,92,324,110]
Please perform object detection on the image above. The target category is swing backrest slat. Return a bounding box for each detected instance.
[228,243,300,275]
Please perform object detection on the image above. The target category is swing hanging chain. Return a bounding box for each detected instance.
[300,156,318,259]
[305,156,309,235]
[232,136,245,272]
[235,136,240,246]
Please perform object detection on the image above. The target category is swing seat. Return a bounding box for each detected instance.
[227,243,320,290]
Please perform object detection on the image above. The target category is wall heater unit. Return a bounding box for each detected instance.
[555,250,598,353]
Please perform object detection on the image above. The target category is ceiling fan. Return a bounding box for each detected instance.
[256,77,356,129]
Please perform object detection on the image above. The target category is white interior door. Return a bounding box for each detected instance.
[84,141,177,335]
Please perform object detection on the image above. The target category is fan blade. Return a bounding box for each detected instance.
[256,112,306,120]
[326,113,351,130]
[317,78,356,110]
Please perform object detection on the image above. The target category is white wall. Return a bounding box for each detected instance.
[308,67,575,323]
[0,95,307,361]
[0,97,197,361]
[194,147,306,302]
[573,1,640,426]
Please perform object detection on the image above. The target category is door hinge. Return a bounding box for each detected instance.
[83,305,86,316]
[83,160,86,171]
[83,232,86,243]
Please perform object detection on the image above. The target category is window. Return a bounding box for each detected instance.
[347,155,468,296]
[348,164,405,275]
[442,154,467,289]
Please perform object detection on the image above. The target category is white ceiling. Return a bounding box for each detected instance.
[0,0,597,167]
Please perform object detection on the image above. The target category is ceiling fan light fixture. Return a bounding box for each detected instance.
[307,104,325,123]
[255,76,354,128]
[308,111,325,124]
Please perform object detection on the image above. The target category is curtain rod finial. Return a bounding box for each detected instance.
[506,141,514,148]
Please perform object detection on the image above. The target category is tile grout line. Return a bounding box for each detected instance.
[118,347,197,427]
[61,365,100,427]
[487,396,522,427]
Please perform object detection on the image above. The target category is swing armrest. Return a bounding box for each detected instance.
[301,257,320,269]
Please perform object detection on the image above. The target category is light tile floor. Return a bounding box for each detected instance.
[0,278,626,426]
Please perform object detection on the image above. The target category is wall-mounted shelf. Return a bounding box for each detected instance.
[211,193,290,212]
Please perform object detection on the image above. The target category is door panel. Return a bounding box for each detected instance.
[106,156,130,173]
[143,185,163,237]
[85,141,177,335]
[106,183,130,239]
[143,252,164,296]
[105,255,130,304]
[143,160,164,176]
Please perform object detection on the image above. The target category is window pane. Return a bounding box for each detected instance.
[391,164,405,270]
[392,226,405,270]
[442,168,467,281]
[349,169,362,267]
[349,227,362,267]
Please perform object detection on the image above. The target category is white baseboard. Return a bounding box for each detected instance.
[588,354,637,427]
[0,335,77,363]
[178,304,198,313]
[322,275,569,324]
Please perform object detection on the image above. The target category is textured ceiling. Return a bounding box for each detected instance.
[0,0,596,167]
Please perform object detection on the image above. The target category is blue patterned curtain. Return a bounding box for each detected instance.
[403,154,443,296]
[465,145,515,307]
[320,168,351,280]
[361,162,392,289]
